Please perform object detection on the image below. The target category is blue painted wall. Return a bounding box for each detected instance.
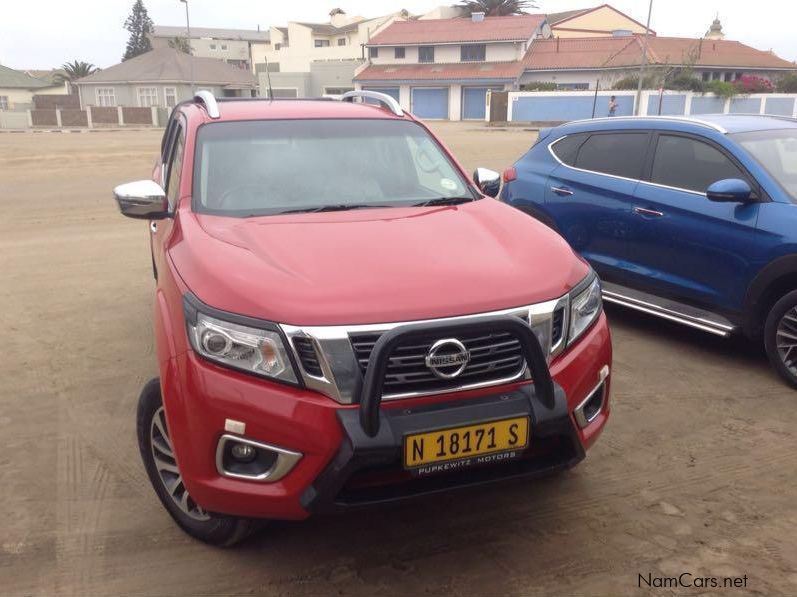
[647,94,687,115]
[764,97,795,116]
[691,96,726,114]
[511,95,633,122]
[729,97,762,113]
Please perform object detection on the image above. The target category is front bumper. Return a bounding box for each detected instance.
[160,313,611,520]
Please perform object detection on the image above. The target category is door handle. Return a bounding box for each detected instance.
[633,207,664,217]
[551,186,574,196]
[150,221,158,233]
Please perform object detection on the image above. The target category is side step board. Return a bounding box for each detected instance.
[601,281,738,337]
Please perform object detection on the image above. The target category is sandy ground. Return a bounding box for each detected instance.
[1,122,796,596]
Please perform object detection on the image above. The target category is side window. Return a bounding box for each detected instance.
[550,133,588,166]
[165,126,185,210]
[651,134,748,193]
[575,133,649,179]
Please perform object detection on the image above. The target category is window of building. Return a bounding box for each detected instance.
[221,44,228,50]
[651,134,748,193]
[338,38,346,46]
[723,71,732,82]
[137,87,158,107]
[369,46,378,59]
[95,87,116,107]
[735,72,743,80]
[575,133,650,179]
[325,87,354,95]
[0,96,8,110]
[418,46,434,63]
[702,72,710,81]
[210,43,217,50]
[394,47,405,59]
[164,87,178,108]
[460,44,486,62]
[315,39,330,47]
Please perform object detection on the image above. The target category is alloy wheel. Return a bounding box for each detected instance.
[150,407,210,521]
[776,307,797,377]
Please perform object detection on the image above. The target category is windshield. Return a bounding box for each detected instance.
[192,118,476,216]
[732,129,797,202]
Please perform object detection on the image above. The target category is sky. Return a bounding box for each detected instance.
[1,0,796,70]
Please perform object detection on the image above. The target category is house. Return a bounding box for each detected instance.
[150,26,270,71]
[22,69,71,95]
[521,35,797,90]
[355,13,548,120]
[251,9,408,98]
[72,48,257,109]
[547,4,654,38]
[0,64,49,111]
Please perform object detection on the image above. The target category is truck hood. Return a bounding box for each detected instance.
[169,200,589,326]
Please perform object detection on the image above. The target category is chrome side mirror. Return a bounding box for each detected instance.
[113,180,169,219]
[473,167,501,198]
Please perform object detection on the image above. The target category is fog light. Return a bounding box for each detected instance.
[231,442,257,462]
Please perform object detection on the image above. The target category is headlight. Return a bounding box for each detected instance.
[568,275,602,344]
[186,308,298,385]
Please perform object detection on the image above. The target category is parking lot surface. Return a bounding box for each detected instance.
[1,123,796,595]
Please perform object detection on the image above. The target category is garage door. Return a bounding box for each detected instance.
[411,88,449,120]
[362,87,400,102]
[462,87,501,120]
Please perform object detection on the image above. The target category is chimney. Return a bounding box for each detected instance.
[556,36,560,52]
[471,12,485,22]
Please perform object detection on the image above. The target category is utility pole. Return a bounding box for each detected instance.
[634,0,653,115]
[179,0,195,94]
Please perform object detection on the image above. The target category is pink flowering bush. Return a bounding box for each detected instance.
[734,75,774,93]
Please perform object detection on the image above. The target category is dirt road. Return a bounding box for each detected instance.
[1,124,796,596]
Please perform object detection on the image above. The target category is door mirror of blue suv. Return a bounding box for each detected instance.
[473,167,501,198]
[706,178,754,203]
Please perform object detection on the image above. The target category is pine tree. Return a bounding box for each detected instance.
[123,0,154,61]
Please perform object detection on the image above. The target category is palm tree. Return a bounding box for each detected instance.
[57,60,98,82]
[457,0,536,16]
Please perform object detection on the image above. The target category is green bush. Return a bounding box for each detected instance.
[519,82,558,91]
[704,80,737,98]
[612,75,657,90]
[776,73,797,93]
[666,74,705,92]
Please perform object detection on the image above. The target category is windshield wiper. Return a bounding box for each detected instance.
[277,204,393,215]
[413,196,475,207]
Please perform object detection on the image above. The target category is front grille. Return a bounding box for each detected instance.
[551,306,565,346]
[350,330,525,396]
[292,337,323,377]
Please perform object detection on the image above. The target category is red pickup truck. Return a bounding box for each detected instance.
[114,91,612,546]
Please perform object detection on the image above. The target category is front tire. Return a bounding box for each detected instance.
[136,378,258,546]
[764,290,797,389]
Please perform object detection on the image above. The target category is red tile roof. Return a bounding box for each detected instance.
[524,36,797,70]
[368,15,545,46]
[355,61,524,82]
[524,36,640,69]
[646,37,796,69]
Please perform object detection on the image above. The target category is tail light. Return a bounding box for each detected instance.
[502,167,517,183]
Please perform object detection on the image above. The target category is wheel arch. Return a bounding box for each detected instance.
[743,254,797,337]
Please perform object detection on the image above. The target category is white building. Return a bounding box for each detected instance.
[355,13,548,120]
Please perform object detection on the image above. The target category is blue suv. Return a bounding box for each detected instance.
[501,114,797,388]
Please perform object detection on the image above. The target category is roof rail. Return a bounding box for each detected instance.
[340,90,403,117]
[194,90,220,119]
[570,115,728,134]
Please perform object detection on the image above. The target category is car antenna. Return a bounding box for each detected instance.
[264,56,274,102]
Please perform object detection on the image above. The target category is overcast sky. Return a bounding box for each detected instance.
[1,0,795,69]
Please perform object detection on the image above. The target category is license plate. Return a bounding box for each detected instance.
[403,416,529,470]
